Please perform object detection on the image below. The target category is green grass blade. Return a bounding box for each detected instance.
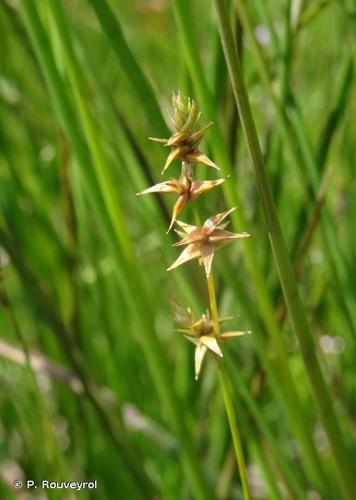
[19,1,212,497]
[87,0,167,137]
[213,2,355,497]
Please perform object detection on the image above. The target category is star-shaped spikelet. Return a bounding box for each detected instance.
[149,92,219,174]
[173,304,249,379]
[167,208,250,277]
[137,172,227,232]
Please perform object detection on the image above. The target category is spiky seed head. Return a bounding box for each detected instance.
[173,305,250,379]
[149,92,220,173]
[137,174,228,232]
[167,208,250,277]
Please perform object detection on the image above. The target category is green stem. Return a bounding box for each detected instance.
[207,273,220,339]
[192,193,251,497]
[207,269,251,500]
[214,1,354,498]
[235,0,356,342]
[218,363,251,500]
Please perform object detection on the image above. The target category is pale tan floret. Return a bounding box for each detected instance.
[149,92,219,174]
[173,305,250,379]
[167,208,250,277]
[137,172,226,232]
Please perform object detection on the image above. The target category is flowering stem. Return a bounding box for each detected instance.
[191,195,251,497]
[218,362,252,500]
[170,3,330,490]
[207,273,220,339]
[206,269,251,500]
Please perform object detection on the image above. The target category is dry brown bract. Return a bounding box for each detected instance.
[137,172,226,232]
[167,207,250,277]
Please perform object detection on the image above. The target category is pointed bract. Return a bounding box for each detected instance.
[204,207,236,233]
[162,146,190,174]
[189,122,213,149]
[137,181,180,196]
[221,331,249,340]
[209,229,250,243]
[148,137,168,143]
[195,344,208,380]
[168,194,189,232]
[181,99,197,133]
[190,178,226,198]
[174,227,205,247]
[167,244,201,271]
[176,220,198,234]
[199,335,223,357]
[200,243,215,277]
[166,131,190,146]
[185,152,220,170]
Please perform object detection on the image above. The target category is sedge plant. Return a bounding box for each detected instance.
[138,92,252,500]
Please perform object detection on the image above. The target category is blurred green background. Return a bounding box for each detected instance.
[0,0,355,498]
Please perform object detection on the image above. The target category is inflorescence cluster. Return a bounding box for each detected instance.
[138,92,250,379]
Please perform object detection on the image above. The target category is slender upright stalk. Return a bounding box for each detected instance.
[214,1,354,498]
[207,270,251,500]
[207,274,220,338]
[192,191,251,498]
[218,364,251,500]
[234,0,356,341]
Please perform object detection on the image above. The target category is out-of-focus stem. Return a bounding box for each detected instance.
[191,202,202,226]
[21,2,212,498]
